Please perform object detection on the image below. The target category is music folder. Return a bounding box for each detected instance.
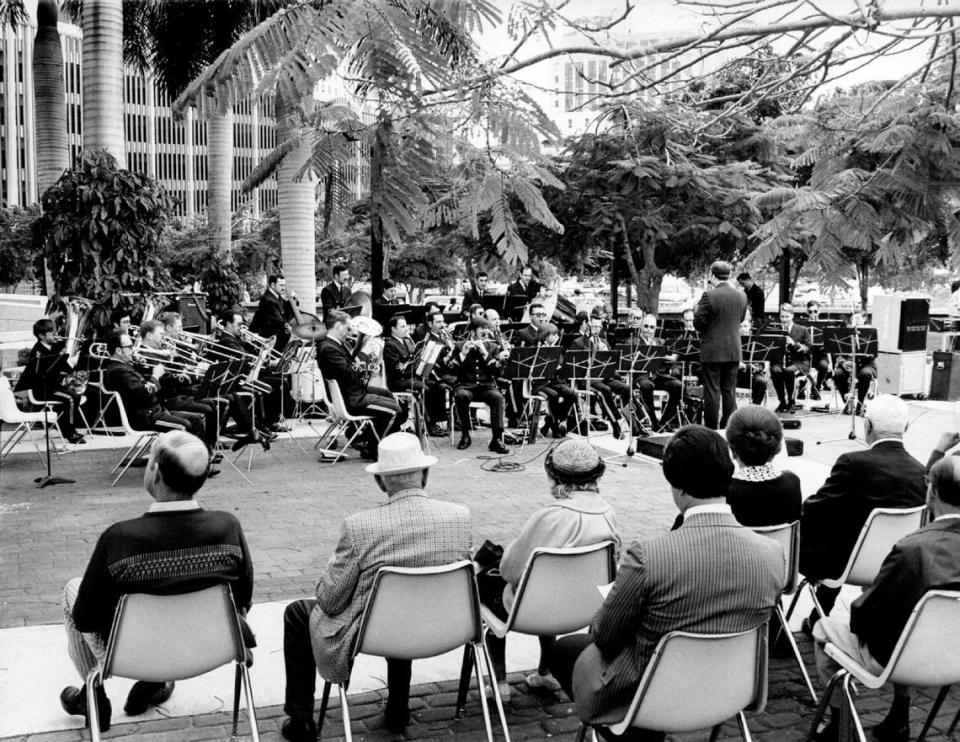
[415,340,443,381]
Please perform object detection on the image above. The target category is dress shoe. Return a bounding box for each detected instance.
[281,716,317,742]
[775,402,788,413]
[811,387,822,401]
[124,680,175,715]
[60,684,112,731]
[554,423,567,438]
[871,713,909,742]
[785,401,796,413]
[66,433,86,444]
[814,717,839,742]
[428,424,445,437]
[208,467,221,478]
[489,438,510,455]
[611,422,623,439]
[211,452,224,464]
[457,433,472,450]
[231,436,252,452]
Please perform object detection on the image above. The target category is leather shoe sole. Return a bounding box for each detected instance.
[124,680,175,716]
[281,717,317,742]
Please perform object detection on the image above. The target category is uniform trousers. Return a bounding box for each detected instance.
[454,384,505,437]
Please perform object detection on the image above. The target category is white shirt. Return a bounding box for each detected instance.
[869,437,902,449]
[148,500,201,513]
[935,513,960,523]
[684,503,732,518]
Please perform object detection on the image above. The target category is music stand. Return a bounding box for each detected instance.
[197,360,255,483]
[31,351,76,488]
[506,346,561,446]
[667,336,702,426]
[818,327,878,444]
[560,349,617,439]
[615,343,667,457]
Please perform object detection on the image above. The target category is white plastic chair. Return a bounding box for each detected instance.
[315,561,509,742]
[0,376,54,466]
[786,506,926,621]
[752,521,817,703]
[321,379,380,465]
[85,584,258,742]
[808,590,960,742]
[576,625,768,741]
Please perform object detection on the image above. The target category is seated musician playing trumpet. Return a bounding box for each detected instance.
[631,313,683,432]
[569,313,630,439]
[770,302,812,413]
[16,318,86,444]
[218,311,287,433]
[452,319,511,454]
[318,310,401,461]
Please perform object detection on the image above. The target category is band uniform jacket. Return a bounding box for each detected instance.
[454,340,503,387]
[782,323,813,374]
[16,340,71,396]
[507,278,542,301]
[425,332,460,386]
[693,282,747,363]
[516,325,539,347]
[800,440,926,580]
[571,510,784,725]
[318,337,369,408]
[309,490,472,683]
[462,288,485,311]
[249,290,294,348]
[320,282,352,319]
[383,335,416,392]
[103,360,163,428]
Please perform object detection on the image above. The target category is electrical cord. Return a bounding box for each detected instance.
[475,437,562,473]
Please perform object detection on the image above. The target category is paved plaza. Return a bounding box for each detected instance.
[2,403,960,740]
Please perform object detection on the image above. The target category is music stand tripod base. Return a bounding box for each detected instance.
[35,474,75,488]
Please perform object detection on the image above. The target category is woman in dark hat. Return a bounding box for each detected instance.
[480,439,620,698]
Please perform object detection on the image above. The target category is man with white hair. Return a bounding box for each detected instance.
[799,394,926,633]
[280,433,472,740]
[811,454,960,742]
[59,431,254,732]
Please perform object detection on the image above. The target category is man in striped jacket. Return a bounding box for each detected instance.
[550,426,785,740]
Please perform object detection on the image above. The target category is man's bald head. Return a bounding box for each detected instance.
[930,456,960,509]
[145,431,210,500]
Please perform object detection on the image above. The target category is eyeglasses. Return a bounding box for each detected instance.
[532,312,548,318]
[642,324,656,329]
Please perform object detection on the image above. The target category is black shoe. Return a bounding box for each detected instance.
[489,438,510,455]
[775,403,787,413]
[611,422,623,439]
[384,705,410,734]
[60,684,111,732]
[797,389,807,401]
[814,717,839,742]
[124,680,175,716]
[785,402,796,413]
[208,467,221,478]
[540,415,553,437]
[258,428,279,441]
[281,716,317,742]
[554,423,567,438]
[67,433,86,444]
[231,437,252,452]
[457,433,472,450]
[428,424,445,437]
[871,713,909,742]
[211,452,224,464]
[811,387,822,401]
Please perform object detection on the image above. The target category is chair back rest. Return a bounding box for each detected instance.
[752,522,800,595]
[104,584,244,682]
[356,561,480,660]
[887,590,960,687]
[845,506,926,586]
[615,625,767,735]
[324,379,347,418]
[509,542,617,635]
[0,376,22,420]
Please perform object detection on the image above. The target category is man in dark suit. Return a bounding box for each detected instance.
[382,314,417,393]
[737,272,765,329]
[549,426,784,740]
[506,265,543,302]
[800,394,926,632]
[461,271,489,312]
[452,320,510,454]
[249,274,297,352]
[319,265,352,320]
[770,302,813,413]
[59,431,253,731]
[811,454,960,742]
[317,310,400,459]
[694,261,747,429]
[281,433,471,740]
[516,302,548,347]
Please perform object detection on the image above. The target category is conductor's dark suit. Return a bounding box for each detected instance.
[249,289,293,351]
[849,517,960,666]
[320,282,352,320]
[800,440,926,615]
[694,281,747,429]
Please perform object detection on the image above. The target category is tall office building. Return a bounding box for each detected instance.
[1,17,280,219]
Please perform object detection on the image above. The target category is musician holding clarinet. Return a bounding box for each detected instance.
[770,303,812,414]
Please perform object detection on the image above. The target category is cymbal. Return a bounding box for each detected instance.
[297,320,326,340]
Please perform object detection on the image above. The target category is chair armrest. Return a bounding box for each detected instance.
[823,642,885,689]
[479,603,509,639]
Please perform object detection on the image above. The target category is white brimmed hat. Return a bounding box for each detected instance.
[365,432,438,476]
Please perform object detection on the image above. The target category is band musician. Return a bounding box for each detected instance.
[411,302,442,344]
[462,272,489,311]
[318,310,400,461]
[451,319,510,454]
[832,310,877,415]
[738,310,769,406]
[802,300,830,398]
[16,318,86,444]
[417,311,459,436]
[770,302,812,413]
[516,302,549,347]
[383,315,418,393]
[631,313,683,432]
[506,265,543,302]
[217,311,286,433]
[319,265,352,321]
[530,323,575,439]
[570,313,630,439]
[102,331,209,446]
[373,279,402,314]
[680,308,699,338]
[249,275,298,352]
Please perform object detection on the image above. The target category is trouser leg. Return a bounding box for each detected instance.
[549,634,594,701]
[385,659,412,722]
[52,390,80,436]
[719,362,738,427]
[636,377,657,426]
[657,376,682,423]
[63,577,106,680]
[454,387,474,433]
[283,599,318,722]
[701,363,721,429]
[475,385,505,438]
[771,364,787,403]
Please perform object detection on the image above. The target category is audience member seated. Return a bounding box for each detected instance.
[280,433,472,741]
[799,394,926,633]
[810,455,960,742]
[479,439,620,699]
[59,431,254,731]
[549,425,785,741]
[725,406,802,527]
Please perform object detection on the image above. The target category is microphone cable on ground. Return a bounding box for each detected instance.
[476,437,562,473]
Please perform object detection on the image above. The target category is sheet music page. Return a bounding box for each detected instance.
[416,340,443,376]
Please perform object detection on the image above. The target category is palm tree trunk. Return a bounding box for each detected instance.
[81,0,125,167]
[206,108,233,261]
[32,0,65,295]
[276,93,317,315]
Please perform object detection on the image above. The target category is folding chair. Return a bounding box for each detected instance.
[808,590,960,742]
[85,584,259,742]
[752,521,817,703]
[457,542,617,717]
[448,395,493,445]
[575,625,768,742]
[0,376,53,466]
[27,387,91,435]
[786,506,926,622]
[316,561,508,742]
[322,379,379,465]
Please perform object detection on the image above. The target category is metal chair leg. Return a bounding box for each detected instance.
[241,662,260,742]
[471,641,499,742]
[784,578,809,622]
[85,670,103,742]
[737,711,753,742]
[947,701,960,736]
[455,644,474,719]
[807,670,845,741]
[776,604,818,703]
[574,724,588,742]
[339,684,353,742]
[916,685,950,742]
[317,680,332,736]
[232,663,241,735]
[841,673,868,742]
[477,641,511,742]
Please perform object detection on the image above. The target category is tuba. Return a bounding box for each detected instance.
[346,315,385,386]
[60,297,94,395]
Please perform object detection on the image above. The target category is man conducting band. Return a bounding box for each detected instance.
[695,261,747,429]
[318,310,400,461]
[770,302,812,414]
